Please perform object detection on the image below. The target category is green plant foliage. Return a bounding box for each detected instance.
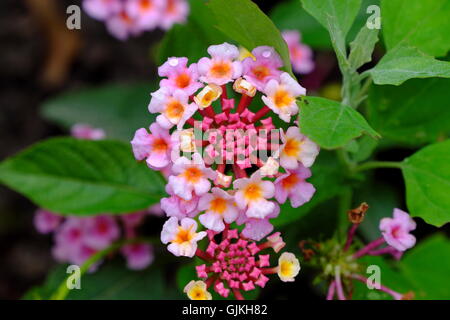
[402,140,450,227]
[42,83,156,141]
[369,46,450,85]
[24,262,182,300]
[381,0,450,57]
[272,151,344,227]
[367,78,450,146]
[0,138,165,215]
[354,234,450,299]
[207,0,293,75]
[157,0,229,64]
[298,97,379,149]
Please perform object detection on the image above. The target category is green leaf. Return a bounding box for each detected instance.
[369,46,450,85]
[207,0,293,76]
[367,78,450,146]
[270,0,332,49]
[381,0,450,57]
[400,234,450,299]
[354,234,450,300]
[273,151,344,227]
[298,97,379,149]
[42,83,156,142]
[24,262,182,300]
[156,0,229,64]
[402,140,450,226]
[348,25,379,69]
[300,0,362,69]
[0,138,165,216]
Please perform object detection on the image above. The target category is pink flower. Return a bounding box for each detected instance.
[34,209,62,234]
[275,165,315,208]
[379,209,416,252]
[106,11,141,41]
[71,124,106,140]
[125,0,164,30]
[241,204,280,241]
[282,30,314,74]
[83,0,122,20]
[198,188,239,232]
[121,243,154,270]
[233,171,275,219]
[82,216,120,250]
[167,153,217,201]
[161,217,207,257]
[280,126,319,169]
[198,43,243,85]
[148,88,198,129]
[160,183,200,219]
[262,72,305,122]
[242,46,283,91]
[131,123,173,169]
[158,57,203,95]
[159,0,189,30]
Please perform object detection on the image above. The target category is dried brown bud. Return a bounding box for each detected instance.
[299,240,316,261]
[347,202,369,224]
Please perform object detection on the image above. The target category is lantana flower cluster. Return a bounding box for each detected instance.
[132,42,320,299]
[301,204,417,300]
[83,0,189,40]
[33,124,161,271]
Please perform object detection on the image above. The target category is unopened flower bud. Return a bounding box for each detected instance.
[233,77,256,97]
[194,84,222,109]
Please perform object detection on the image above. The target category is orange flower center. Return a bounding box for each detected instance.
[119,11,132,24]
[166,100,185,120]
[211,62,231,78]
[210,197,227,214]
[173,226,194,244]
[139,0,153,11]
[182,167,203,183]
[175,73,191,89]
[274,88,294,108]
[244,183,262,201]
[166,0,176,13]
[281,173,299,190]
[283,138,301,157]
[252,65,270,80]
[152,138,168,153]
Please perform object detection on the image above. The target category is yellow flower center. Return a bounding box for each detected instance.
[173,226,194,244]
[280,260,294,277]
[166,100,185,121]
[182,167,203,183]
[243,183,262,201]
[283,138,301,157]
[274,88,294,108]
[210,197,227,214]
[188,287,207,300]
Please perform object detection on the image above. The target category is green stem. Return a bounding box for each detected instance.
[353,161,403,173]
[49,237,156,300]
[337,187,353,241]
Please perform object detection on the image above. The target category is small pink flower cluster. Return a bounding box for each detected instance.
[326,207,416,300]
[34,209,154,271]
[33,124,159,271]
[83,0,189,40]
[282,30,314,75]
[132,42,319,298]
